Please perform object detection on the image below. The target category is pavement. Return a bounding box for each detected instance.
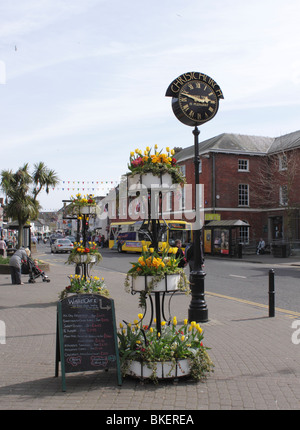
[0,249,300,413]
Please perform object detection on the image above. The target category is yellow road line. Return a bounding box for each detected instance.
[206,291,300,318]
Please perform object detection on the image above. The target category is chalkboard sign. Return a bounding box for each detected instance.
[55,294,122,391]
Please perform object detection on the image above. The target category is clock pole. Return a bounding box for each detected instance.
[188,126,208,323]
[166,71,223,323]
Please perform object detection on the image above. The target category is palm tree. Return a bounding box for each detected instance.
[32,161,59,201]
[1,162,59,248]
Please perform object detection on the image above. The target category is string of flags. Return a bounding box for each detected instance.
[52,180,119,192]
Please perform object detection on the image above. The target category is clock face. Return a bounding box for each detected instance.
[177,80,219,125]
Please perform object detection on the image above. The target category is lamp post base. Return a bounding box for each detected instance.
[188,269,208,323]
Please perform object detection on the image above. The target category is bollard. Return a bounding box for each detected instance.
[268,269,275,317]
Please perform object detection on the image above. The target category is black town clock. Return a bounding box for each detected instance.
[166,72,224,127]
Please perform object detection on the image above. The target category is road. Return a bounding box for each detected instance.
[38,244,300,314]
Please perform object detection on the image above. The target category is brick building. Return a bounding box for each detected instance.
[176,129,300,250]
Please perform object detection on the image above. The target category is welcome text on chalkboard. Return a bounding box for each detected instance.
[55,294,122,391]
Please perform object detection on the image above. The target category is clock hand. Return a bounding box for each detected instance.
[181,92,211,103]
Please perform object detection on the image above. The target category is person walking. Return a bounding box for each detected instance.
[9,247,30,285]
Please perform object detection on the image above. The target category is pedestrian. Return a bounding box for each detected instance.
[174,239,186,268]
[0,236,7,256]
[9,247,30,285]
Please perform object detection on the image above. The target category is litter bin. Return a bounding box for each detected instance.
[272,243,289,258]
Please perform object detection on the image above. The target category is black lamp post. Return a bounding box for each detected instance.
[188,126,208,323]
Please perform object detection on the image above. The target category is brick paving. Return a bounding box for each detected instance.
[0,251,299,411]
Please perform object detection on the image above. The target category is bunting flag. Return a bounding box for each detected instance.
[51,179,119,192]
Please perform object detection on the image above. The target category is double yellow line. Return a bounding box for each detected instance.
[206,291,300,319]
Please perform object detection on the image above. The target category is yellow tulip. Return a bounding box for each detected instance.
[184,319,188,325]
[181,335,185,341]
[119,322,123,329]
[166,146,170,152]
[161,321,166,326]
[138,313,143,320]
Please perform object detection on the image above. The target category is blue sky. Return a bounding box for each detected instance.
[1,0,300,210]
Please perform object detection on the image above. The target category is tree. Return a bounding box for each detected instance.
[1,163,59,248]
[32,161,59,201]
[250,150,300,241]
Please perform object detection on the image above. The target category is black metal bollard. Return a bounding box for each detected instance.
[269,269,275,317]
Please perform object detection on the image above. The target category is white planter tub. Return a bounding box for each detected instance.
[128,173,173,191]
[80,205,97,215]
[131,274,180,292]
[127,359,190,380]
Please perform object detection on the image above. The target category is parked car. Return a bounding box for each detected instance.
[51,239,73,253]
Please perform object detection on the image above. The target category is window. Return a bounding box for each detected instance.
[238,159,249,171]
[279,185,288,206]
[279,154,287,171]
[238,184,249,206]
[239,226,249,244]
[166,191,172,212]
[180,165,186,177]
[199,159,202,173]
